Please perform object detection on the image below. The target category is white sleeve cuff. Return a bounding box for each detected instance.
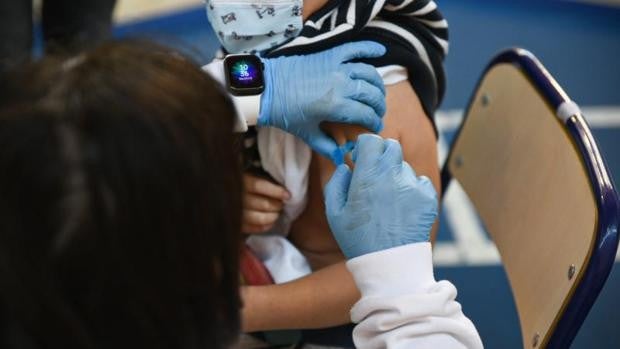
[202,59,262,133]
[346,242,436,298]
[376,64,409,86]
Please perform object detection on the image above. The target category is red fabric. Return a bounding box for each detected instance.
[240,244,274,285]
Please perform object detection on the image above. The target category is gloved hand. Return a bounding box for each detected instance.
[258,41,387,164]
[324,134,438,259]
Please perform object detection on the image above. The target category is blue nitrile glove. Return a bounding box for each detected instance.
[258,41,387,165]
[324,134,438,259]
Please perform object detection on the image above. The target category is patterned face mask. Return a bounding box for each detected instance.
[205,0,303,54]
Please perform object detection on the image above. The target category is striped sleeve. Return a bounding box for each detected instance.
[364,0,448,127]
[265,0,449,134]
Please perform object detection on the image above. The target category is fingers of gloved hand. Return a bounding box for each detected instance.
[381,138,404,168]
[344,79,387,121]
[243,174,290,201]
[352,134,386,170]
[417,175,439,202]
[345,62,386,95]
[324,164,353,214]
[401,161,418,184]
[304,129,347,164]
[327,99,383,134]
[416,175,439,225]
[244,193,284,212]
[243,209,280,227]
[242,222,275,234]
[333,41,387,62]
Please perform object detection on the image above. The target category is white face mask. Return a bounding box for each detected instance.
[205,0,303,54]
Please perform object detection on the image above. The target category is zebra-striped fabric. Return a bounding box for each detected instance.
[265,0,449,128]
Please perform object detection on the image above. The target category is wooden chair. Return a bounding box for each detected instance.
[441,48,620,348]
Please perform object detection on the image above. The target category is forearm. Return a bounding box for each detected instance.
[241,261,359,332]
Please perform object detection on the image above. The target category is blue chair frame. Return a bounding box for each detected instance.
[441,48,619,348]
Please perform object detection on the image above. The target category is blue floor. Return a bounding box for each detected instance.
[113,1,620,347]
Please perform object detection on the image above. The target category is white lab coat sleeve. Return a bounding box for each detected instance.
[202,59,262,133]
[347,242,484,349]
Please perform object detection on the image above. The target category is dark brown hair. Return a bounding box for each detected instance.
[0,40,242,349]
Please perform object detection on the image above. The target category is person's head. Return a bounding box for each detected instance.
[0,40,242,349]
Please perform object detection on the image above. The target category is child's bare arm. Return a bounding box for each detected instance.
[241,262,358,332]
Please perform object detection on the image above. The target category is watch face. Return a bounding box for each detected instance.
[225,55,264,94]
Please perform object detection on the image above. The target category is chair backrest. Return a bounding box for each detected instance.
[441,49,619,349]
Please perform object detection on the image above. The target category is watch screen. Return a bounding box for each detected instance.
[225,55,264,90]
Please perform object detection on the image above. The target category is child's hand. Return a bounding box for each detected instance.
[243,174,291,234]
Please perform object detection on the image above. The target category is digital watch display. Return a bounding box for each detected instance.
[223,54,265,96]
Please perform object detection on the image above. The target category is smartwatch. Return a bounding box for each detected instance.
[223,54,265,96]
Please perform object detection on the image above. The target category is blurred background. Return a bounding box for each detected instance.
[32,0,620,347]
